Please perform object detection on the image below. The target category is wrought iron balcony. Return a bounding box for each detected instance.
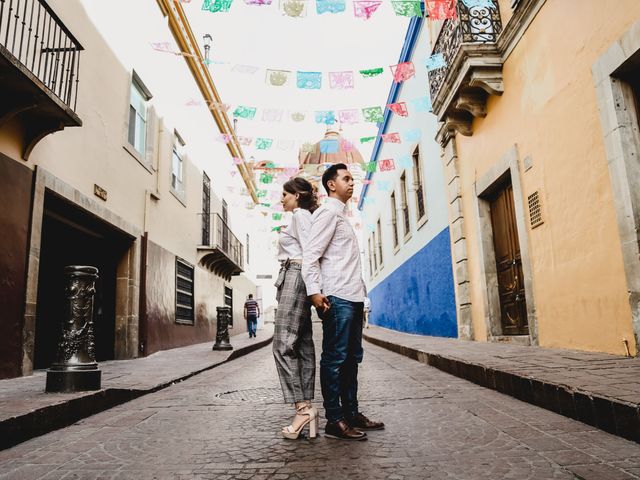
[427,1,504,141]
[0,0,83,159]
[197,213,244,280]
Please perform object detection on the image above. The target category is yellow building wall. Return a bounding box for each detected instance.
[455,0,640,355]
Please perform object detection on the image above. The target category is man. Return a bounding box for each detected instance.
[363,296,371,329]
[243,294,260,338]
[302,163,384,441]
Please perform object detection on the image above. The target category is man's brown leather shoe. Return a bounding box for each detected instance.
[346,413,385,430]
[324,419,367,441]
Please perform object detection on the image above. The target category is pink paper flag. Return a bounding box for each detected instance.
[338,109,360,124]
[209,101,230,112]
[426,0,458,19]
[232,157,244,165]
[340,139,355,152]
[218,134,233,144]
[151,42,174,53]
[388,102,409,117]
[362,179,373,185]
[381,133,401,143]
[238,136,253,146]
[379,159,396,171]
[185,99,202,106]
[390,62,415,83]
[329,71,355,89]
[353,0,382,19]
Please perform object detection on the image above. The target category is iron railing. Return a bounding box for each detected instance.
[0,0,83,111]
[428,1,502,101]
[201,213,244,269]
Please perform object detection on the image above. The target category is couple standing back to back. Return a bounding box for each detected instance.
[272,163,384,441]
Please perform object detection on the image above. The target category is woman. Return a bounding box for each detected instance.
[273,177,319,439]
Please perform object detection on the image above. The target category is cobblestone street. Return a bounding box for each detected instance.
[3,333,640,480]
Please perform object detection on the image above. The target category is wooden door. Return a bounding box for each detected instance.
[489,183,528,335]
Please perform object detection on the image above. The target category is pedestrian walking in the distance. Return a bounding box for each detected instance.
[243,294,260,339]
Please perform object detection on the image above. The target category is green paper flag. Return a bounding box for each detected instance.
[360,136,376,144]
[362,161,377,172]
[202,0,234,13]
[359,67,384,78]
[257,190,267,198]
[233,105,257,119]
[271,226,282,232]
[260,173,274,184]
[391,0,422,16]
[272,213,283,221]
[362,106,384,123]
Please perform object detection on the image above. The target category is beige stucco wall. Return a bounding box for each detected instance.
[455,0,640,355]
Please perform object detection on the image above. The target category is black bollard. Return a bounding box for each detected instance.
[46,266,102,392]
[212,306,233,351]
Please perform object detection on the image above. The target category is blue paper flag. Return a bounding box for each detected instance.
[409,96,432,113]
[397,154,412,168]
[424,53,446,71]
[319,139,340,153]
[297,71,322,89]
[316,0,346,13]
[315,110,337,125]
[461,0,494,8]
[401,128,421,143]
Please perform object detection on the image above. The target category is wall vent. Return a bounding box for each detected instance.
[527,191,543,229]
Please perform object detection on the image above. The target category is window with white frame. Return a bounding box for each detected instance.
[171,131,185,194]
[413,146,427,222]
[372,232,378,271]
[128,74,150,155]
[400,173,410,238]
[368,236,374,277]
[376,219,383,267]
[390,191,399,249]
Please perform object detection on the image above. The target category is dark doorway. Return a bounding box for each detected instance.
[488,178,529,335]
[33,192,132,370]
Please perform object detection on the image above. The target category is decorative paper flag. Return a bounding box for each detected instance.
[340,139,354,152]
[208,101,230,112]
[381,133,401,144]
[285,167,299,176]
[257,190,267,198]
[290,111,306,122]
[272,213,283,220]
[315,110,336,125]
[409,96,433,112]
[272,204,284,212]
[202,0,233,12]
[233,105,257,119]
[277,139,295,150]
[238,136,253,146]
[329,71,354,89]
[245,0,273,5]
[391,0,422,17]
[388,102,409,117]
[461,0,494,7]
[264,161,276,169]
[269,190,281,200]
[301,142,315,152]
[281,0,307,17]
[424,53,446,71]
[232,64,260,74]
[232,157,244,165]
[297,71,322,89]
[266,69,291,86]
[353,0,382,19]
[390,62,415,83]
[359,67,384,78]
[361,179,373,185]
[260,173,274,184]
[316,0,346,14]
[185,99,202,106]
[338,109,360,124]
[320,139,340,153]
[426,0,457,19]
[362,106,384,123]
[256,138,273,150]
[217,133,233,143]
[377,180,391,191]
[379,159,396,171]
[262,109,284,122]
[230,170,238,176]
[397,154,413,168]
[150,42,173,53]
[401,128,421,142]
[271,226,282,232]
[362,161,377,172]
[360,136,376,143]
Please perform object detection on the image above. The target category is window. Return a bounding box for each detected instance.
[376,219,383,267]
[224,286,233,327]
[175,258,194,325]
[390,192,399,249]
[372,232,378,271]
[202,173,211,245]
[400,173,411,238]
[128,74,150,155]
[367,237,374,277]
[413,146,427,221]
[171,132,185,194]
[246,234,250,265]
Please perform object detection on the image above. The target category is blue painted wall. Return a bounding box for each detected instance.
[368,227,457,337]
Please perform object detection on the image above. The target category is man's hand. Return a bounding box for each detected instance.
[310,294,331,312]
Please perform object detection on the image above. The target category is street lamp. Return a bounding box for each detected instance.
[203,34,212,63]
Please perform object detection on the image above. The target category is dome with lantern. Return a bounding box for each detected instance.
[298,125,364,167]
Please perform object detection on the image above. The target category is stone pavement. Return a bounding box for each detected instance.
[4,331,640,479]
[364,326,640,443]
[0,325,273,450]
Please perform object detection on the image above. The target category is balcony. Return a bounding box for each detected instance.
[427,1,503,143]
[0,0,83,160]
[197,213,244,280]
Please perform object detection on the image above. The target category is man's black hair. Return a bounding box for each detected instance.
[248,293,253,299]
[321,163,348,194]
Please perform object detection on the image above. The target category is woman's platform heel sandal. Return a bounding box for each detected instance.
[281,403,318,440]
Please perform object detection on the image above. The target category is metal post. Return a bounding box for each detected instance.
[212,305,233,351]
[46,266,102,392]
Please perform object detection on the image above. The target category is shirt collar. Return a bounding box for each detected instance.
[325,196,347,213]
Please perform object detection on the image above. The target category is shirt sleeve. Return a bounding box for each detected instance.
[291,210,312,250]
[302,208,337,296]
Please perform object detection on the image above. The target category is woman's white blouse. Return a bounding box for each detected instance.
[277,208,312,261]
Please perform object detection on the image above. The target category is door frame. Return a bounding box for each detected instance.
[22,167,142,375]
[473,145,538,345]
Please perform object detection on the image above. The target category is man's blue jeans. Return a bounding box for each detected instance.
[247,316,257,337]
[320,295,364,422]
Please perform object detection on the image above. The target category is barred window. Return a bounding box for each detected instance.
[376,219,383,268]
[175,258,194,325]
[413,146,427,221]
[390,192,399,248]
[400,173,410,238]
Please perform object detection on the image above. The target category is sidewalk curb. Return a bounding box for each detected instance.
[1,334,273,450]
[364,332,640,444]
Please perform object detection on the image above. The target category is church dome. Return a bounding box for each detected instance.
[298,128,364,167]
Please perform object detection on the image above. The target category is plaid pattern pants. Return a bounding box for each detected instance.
[273,262,315,403]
